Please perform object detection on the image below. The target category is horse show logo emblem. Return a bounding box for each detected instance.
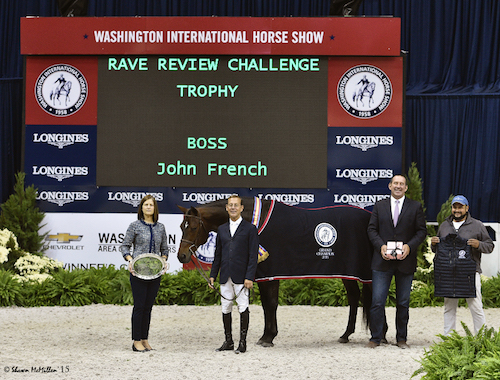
[314,223,337,248]
[195,231,216,264]
[458,250,467,259]
[35,64,88,117]
[337,65,392,119]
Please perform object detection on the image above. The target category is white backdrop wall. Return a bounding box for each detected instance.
[40,213,185,273]
[481,223,499,278]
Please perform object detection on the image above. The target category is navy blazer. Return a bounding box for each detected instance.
[210,218,259,284]
[367,197,427,274]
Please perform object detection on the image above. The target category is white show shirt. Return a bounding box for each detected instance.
[229,216,242,237]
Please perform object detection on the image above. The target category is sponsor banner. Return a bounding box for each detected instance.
[27,125,94,150]
[36,187,93,209]
[33,186,396,214]
[328,57,403,127]
[35,187,337,213]
[25,125,96,186]
[331,191,391,211]
[331,127,400,153]
[25,56,98,125]
[40,213,184,273]
[21,17,400,56]
[331,168,395,187]
[328,126,402,188]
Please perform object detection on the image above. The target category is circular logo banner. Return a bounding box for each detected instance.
[337,65,392,119]
[35,64,88,117]
[314,223,337,248]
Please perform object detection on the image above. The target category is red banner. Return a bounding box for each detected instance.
[21,16,400,56]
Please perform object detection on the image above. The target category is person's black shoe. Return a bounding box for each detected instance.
[235,340,246,354]
[215,340,234,352]
[132,343,146,352]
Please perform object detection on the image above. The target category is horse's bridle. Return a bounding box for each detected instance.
[180,213,207,259]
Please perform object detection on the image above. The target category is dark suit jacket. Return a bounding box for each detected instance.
[209,218,259,284]
[367,197,427,273]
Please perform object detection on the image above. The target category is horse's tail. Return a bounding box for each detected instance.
[362,282,372,329]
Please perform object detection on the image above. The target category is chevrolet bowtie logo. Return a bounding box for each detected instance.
[46,233,83,243]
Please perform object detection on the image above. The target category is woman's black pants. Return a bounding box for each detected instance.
[130,274,161,341]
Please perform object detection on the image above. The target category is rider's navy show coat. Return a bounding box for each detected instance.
[210,219,259,285]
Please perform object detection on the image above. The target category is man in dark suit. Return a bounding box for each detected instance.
[366,175,427,349]
[210,195,259,354]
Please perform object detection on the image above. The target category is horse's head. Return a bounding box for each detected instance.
[177,205,210,264]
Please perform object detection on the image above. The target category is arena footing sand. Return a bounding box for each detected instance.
[2,305,500,379]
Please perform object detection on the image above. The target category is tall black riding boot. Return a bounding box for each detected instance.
[235,308,249,354]
[216,312,234,351]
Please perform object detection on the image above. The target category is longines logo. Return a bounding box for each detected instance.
[336,169,393,185]
[337,65,393,119]
[335,135,393,152]
[32,166,89,181]
[37,191,89,206]
[33,133,89,149]
[181,192,315,206]
[35,64,88,117]
[258,193,315,206]
[108,192,164,207]
[182,192,233,204]
[333,194,390,209]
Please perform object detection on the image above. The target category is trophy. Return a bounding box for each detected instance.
[130,253,168,280]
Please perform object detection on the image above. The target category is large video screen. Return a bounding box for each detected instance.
[96,55,328,188]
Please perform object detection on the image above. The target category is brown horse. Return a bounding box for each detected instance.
[178,197,374,346]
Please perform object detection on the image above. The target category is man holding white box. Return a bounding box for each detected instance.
[366,175,427,349]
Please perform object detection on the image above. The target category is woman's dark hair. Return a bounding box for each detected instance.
[137,195,159,223]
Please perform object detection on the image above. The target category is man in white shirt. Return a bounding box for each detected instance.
[210,195,259,354]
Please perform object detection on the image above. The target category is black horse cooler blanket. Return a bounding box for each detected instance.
[253,200,373,283]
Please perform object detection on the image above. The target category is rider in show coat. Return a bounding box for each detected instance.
[209,195,259,354]
[211,219,259,285]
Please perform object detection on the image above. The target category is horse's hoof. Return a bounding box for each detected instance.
[256,340,274,348]
[260,342,275,348]
[338,337,349,344]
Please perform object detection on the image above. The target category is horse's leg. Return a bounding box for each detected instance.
[362,282,372,329]
[338,279,361,343]
[256,280,279,347]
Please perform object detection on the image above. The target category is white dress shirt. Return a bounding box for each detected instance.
[229,216,243,237]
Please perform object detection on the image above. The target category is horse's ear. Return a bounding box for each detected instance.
[189,206,199,216]
[177,205,187,213]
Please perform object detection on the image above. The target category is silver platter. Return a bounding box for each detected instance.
[131,253,168,280]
